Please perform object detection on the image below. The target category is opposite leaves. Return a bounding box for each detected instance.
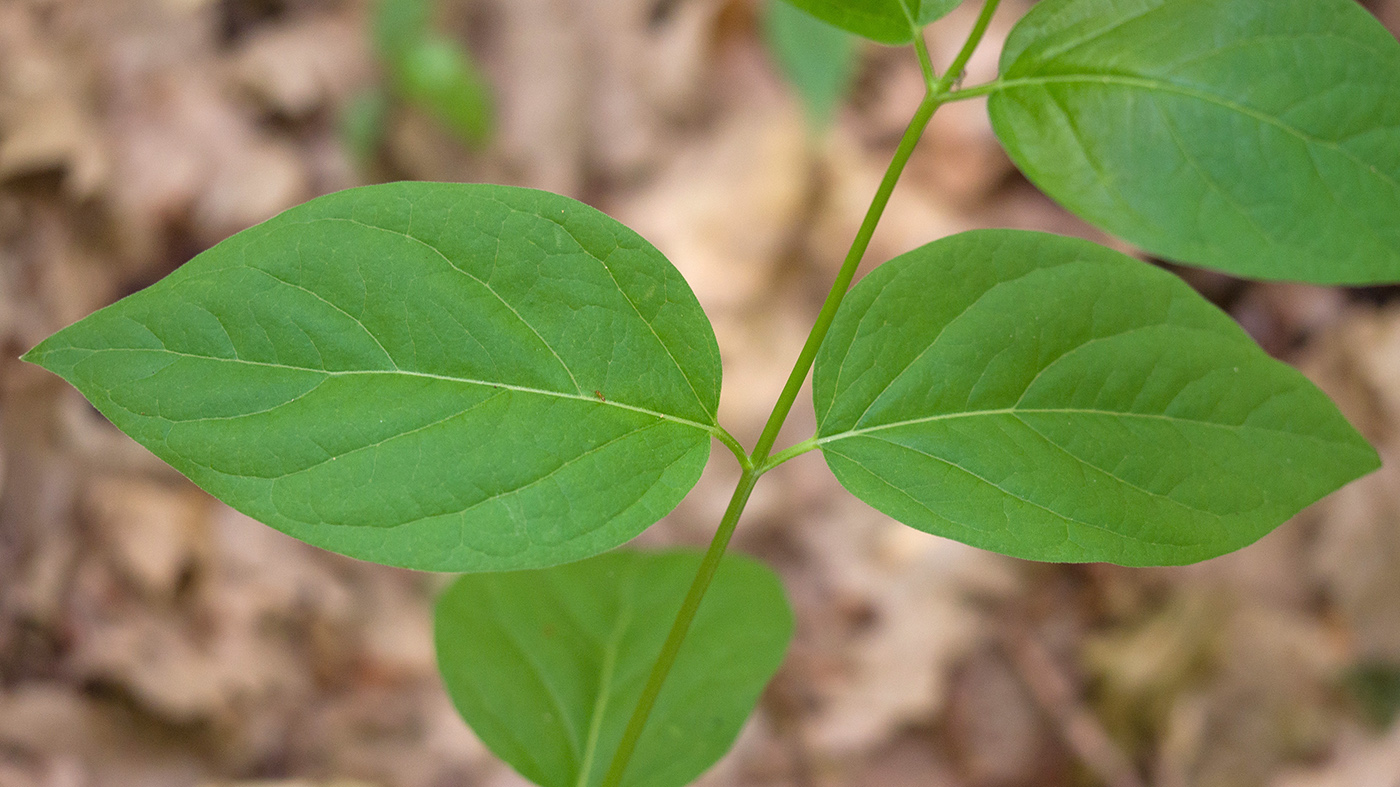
[813,230,1378,566]
[24,183,723,572]
[988,0,1400,284]
[777,0,962,45]
[435,549,793,787]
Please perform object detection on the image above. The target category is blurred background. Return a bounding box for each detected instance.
[4,0,1400,785]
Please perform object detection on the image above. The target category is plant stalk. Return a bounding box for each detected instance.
[599,467,759,787]
[600,4,1004,782]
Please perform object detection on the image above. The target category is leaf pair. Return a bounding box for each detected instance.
[21,0,1400,784]
[23,178,1380,565]
[24,180,1378,783]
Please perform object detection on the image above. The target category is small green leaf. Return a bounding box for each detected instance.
[374,0,430,65]
[340,88,389,166]
[813,230,1378,566]
[24,183,723,572]
[396,36,494,149]
[764,1,858,129]
[776,0,962,45]
[435,549,794,787]
[987,0,1400,284]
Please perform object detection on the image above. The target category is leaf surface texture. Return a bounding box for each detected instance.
[813,230,1378,565]
[25,182,723,571]
[435,549,793,787]
[988,0,1400,283]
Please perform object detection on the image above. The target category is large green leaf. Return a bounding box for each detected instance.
[435,549,793,787]
[813,230,1378,566]
[776,0,962,45]
[986,0,1400,284]
[764,0,858,129]
[24,183,723,572]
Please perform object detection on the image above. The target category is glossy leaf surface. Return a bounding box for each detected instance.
[987,0,1400,284]
[24,183,723,572]
[435,549,793,787]
[776,0,961,45]
[764,0,858,129]
[813,230,1378,566]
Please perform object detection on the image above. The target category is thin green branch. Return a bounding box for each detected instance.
[599,5,1009,781]
[942,80,1004,102]
[600,468,759,787]
[748,90,940,469]
[934,0,1002,95]
[712,427,753,472]
[758,437,819,474]
[914,32,938,92]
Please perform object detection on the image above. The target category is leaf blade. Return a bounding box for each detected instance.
[813,230,1378,566]
[987,0,1400,283]
[775,0,963,45]
[764,0,859,129]
[434,549,794,787]
[24,182,722,572]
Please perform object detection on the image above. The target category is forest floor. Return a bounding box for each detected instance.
[4,1,1400,785]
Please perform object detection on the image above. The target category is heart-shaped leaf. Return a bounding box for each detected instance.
[435,549,794,787]
[987,0,1400,283]
[24,183,723,572]
[814,230,1378,566]
[777,0,962,45]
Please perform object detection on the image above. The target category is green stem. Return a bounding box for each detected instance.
[599,5,1005,782]
[712,426,753,472]
[748,91,940,469]
[600,467,759,787]
[942,80,1003,102]
[914,32,938,91]
[747,0,1002,469]
[758,437,819,475]
[934,0,1002,95]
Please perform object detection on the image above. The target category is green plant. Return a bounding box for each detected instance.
[763,0,857,129]
[344,0,493,165]
[21,0,1400,783]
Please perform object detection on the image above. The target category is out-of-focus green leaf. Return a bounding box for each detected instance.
[341,89,389,166]
[764,0,858,129]
[396,36,494,149]
[776,0,963,45]
[374,0,430,64]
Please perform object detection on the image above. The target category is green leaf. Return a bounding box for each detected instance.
[435,548,794,787]
[764,1,858,129]
[813,230,1378,566]
[23,183,724,572]
[987,0,1400,284]
[374,0,430,65]
[397,36,494,149]
[340,88,389,166]
[776,0,962,45]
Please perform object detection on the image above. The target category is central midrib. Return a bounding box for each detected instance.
[816,405,1349,445]
[96,345,721,435]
